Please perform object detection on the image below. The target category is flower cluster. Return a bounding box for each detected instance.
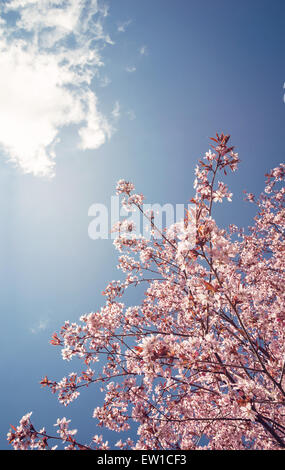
[9,134,285,450]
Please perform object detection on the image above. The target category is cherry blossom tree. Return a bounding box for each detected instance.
[8,134,285,450]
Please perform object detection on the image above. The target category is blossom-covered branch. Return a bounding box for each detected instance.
[9,134,285,450]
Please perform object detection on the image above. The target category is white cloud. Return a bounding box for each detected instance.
[12,0,86,33]
[125,65,136,73]
[126,110,136,121]
[99,76,111,87]
[117,19,131,33]
[0,0,115,177]
[30,318,49,335]
[139,45,148,56]
[111,101,120,120]
[78,91,112,150]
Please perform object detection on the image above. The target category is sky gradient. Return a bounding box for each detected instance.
[0,0,284,449]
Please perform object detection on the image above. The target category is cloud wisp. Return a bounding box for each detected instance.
[125,65,136,73]
[117,19,132,33]
[139,45,148,56]
[111,101,120,120]
[0,0,115,177]
[30,317,50,335]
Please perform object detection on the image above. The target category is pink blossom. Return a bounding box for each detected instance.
[8,134,285,450]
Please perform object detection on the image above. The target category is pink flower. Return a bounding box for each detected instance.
[9,136,285,451]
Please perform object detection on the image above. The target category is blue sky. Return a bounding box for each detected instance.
[0,0,284,449]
